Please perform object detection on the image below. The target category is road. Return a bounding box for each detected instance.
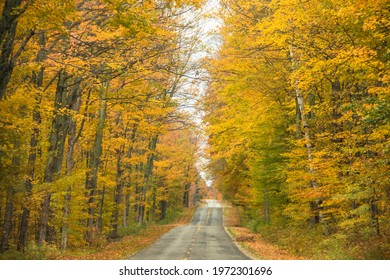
[129,200,250,260]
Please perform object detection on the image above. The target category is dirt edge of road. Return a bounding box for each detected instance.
[222,202,304,260]
[222,203,257,260]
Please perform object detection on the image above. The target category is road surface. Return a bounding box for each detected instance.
[129,200,250,260]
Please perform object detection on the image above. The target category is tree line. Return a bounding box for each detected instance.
[204,0,389,259]
[0,0,205,254]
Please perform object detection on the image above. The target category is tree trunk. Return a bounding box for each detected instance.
[86,82,107,244]
[295,96,302,140]
[18,105,40,251]
[1,141,20,252]
[183,182,190,208]
[123,192,130,228]
[18,33,46,251]
[121,123,138,227]
[110,147,124,239]
[151,175,157,221]
[134,164,141,223]
[0,187,14,252]
[139,136,158,225]
[37,193,51,246]
[289,46,321,226]
[370,188,381,236]
[160,200,167,220]
[0,0,22,100]
[38,70,71,246]
[61,77,82,251]
[263,185,270,224]
[97,186,105,236]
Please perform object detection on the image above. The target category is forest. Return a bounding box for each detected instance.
[204,0,389,259]
[0,0,389,260]
[0,0,206,257]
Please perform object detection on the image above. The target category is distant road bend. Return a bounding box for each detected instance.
[129,199,250,260]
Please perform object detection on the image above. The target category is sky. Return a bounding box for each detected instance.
[178,0,223,187]
[192,0,222,188]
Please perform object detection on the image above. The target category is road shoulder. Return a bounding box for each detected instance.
[222,202,304,260]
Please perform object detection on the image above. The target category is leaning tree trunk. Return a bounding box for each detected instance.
[0,0,22,100]
[0,0,35,100]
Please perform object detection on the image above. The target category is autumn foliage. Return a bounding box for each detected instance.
[0,0,206,255]
[1,0,389,260]
[204,0,389,259]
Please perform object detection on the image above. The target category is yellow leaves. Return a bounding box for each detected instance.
[0,0,209,255]
[369,126,389,142]
[154,159,171,170]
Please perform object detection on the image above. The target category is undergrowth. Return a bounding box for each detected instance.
[0,207,195,260]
